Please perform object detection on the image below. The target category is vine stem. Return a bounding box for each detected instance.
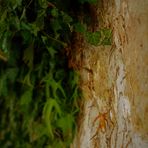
[42,32,67,47]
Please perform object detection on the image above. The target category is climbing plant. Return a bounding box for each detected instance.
[0,0,111,147]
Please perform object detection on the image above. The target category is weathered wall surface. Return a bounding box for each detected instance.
[72,0,148,147]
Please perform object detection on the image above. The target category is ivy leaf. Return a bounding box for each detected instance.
[0,10,7,39]
[38,0,48,9]
[9,0,22,9]
[21,23,40,36]
[35,11,45,30]
[11,16,20,30]
[85,31,101,46]
[22,71,33,87]
[50,79,66,99]
[23,43,34,68]
[0,10,7,23]
[47,47,57,59]
[6,68,19,83]
[43,98,62,138]
[57,114,74,136]
[69,71,79,89]
[71,87,80,108]
[61,11,73,24]
[101,29,112,45]
[50,19,62,34]
[30,23,40,36]
[0,75,8,96]
[43,74,67,99]
[21,30,32,45]
[20,89,32,106]
[51,8,59,17]
[1,31,12,53]
[74,22,87,33]
[29,122,47,142]
[41,36,47,44]
[55,70,65,81]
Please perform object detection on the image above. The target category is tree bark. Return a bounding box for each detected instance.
[72,0,148,147]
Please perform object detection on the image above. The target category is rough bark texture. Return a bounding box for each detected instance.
[72,0,148,147]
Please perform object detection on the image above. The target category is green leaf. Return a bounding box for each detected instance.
[51,79,66,99]
[12,16,20,30]
[22,71,33,87]
[61,11,73,24]
[23,43,34,68]
[43,74,66,99]
[0,10,7,38]
[9,0,22,9]
[57,114,74,136]
[101,29,112,45]
[30,23,40,36]
[38,0,48,9]
[50,19,62,33]
[21,22,31,31]
[29,122,47,142]
[43,98,62,138]
[0,10,7,23]
[21,30,32,45]
[69,71,79,89]
[74,22,87,33]
[1,31,12,53]
[41,35,47,44]
[20,89,32,106]
[85,31,101,46]
[0,75,8,96]
[47,47,57,59]
[21,23,40,36]
[51,8,59,17]
[6,68,19,82]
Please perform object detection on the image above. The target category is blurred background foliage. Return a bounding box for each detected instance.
[0,0,111,147]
